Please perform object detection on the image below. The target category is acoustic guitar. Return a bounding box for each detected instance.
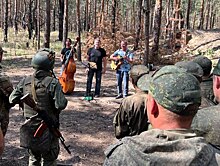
[110,55,124,70]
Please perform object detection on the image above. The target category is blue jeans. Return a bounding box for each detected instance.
[116,70,129,96]
[86,69,102,96]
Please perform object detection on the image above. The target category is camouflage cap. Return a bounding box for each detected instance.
[192,56,212,75]
[0,46,7,54]
[213,59,220,76]
[175,61,203,78]
[149,65,201,116]
[137,73,152,92]
[130,65,149,85]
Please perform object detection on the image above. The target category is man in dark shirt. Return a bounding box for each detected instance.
[85,38,107,98]
[60,38,76,75]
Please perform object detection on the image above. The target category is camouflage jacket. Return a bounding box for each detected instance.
[9,70,67,150]
[104,129,220,166]
[201,77,214,100]
[113,91,148,139]
[0,74,13,136]
[191,104,220,147]
[9,70,67,118]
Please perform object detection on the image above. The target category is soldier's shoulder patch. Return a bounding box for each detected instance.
[104,141,123,158]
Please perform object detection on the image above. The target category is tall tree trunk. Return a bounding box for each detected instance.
[111,0,117,49]
[52,0,56,31]
[44,0,50,48]
[1,0,4,28]
[149,1,155,34]
[4,0,8,42]
[143,0,150,65]
[165,0,170,38]
[37,0,40,49]
[198,0,205,29]
[132,1,135,31]
[88,0,91,30]
[28,0,33,40]
[192,11,196,29]
[151,0,162,62]
[58,0,64,41]
[76,0,82,61]
[111,0,116,35]
[94,0,97,28]
[14,0,18,34]
[63,0,68,47]
[205,0,210,29]
[85,0,89,31]
[186,0,191,29]
[134,0,142,50]
[212,9,216,28]
[99,0,105,34]
[209,2,214,29]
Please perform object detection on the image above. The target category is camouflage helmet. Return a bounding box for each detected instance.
[31,48,55,71]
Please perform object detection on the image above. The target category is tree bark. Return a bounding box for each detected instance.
[186,0,191,29]
[52,0,56,31]
[143,0,150,65]
[94,0,97,28]
[4,0,8,42]
[14,0,18,34]
[111,0,116,35]
[58,0,64,41]
[76,0,82,61]
[44,0,50,48]
[28,0,33,40]
[198,0,205,29]
[63,0,68,47]
[37,0,40,49]
[151,0,162,61]
[205,0,210,29]
[84,0,89,31]
[134,0,142,50]
[165,0,170,38]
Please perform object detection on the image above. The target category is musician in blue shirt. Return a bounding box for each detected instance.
[110,41,134,99]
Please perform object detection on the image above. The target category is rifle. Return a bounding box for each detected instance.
[20,93,71,154]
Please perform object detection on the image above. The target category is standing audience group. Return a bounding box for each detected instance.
[1,38,220,166]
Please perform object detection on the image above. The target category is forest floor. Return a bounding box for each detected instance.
[0,29,220,166]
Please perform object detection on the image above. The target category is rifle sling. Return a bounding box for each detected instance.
[31,75,38,102]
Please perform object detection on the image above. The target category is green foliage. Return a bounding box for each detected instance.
[0,28,80,58]
[194,48,215,59]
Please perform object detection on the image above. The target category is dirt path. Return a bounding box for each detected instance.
[0,57,135,166]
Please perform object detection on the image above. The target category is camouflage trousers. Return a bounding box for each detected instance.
[28,144,60,166]
[0,108,9,136]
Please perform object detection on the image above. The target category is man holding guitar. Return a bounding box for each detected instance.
[110,40,134,99]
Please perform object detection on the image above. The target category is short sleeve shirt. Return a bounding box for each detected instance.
[113,49,134,72]
[87,47,106,70]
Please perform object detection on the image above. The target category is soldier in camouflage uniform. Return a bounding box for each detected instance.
[191,58,220,147]
[9,48,68,166]
[0,71,14,155]
[113,65,149,139]
[193,55,215,106]
[175,61,203,82]
[175,60,214,108]
[104,66,220,165]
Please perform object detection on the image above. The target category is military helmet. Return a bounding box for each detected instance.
[31,48,55,71]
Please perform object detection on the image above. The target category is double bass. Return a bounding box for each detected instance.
[58,37,79,94]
